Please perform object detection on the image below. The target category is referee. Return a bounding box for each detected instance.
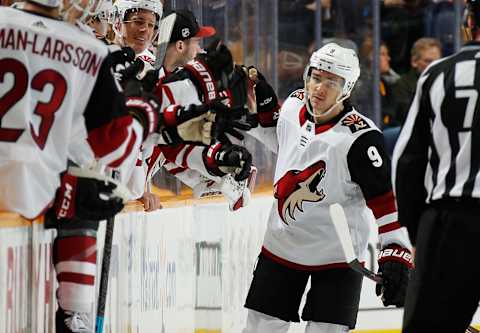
[392,1,480,332]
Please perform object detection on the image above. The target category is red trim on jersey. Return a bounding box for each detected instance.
[163,85,176,105]
[168,166,187,175]
[161,144,186,163]
[163,105,180,127]
[261,247,353,272]
[366,190,397,219]
[136,158,143,166]
[109,130,138,168]
[146,146,162,177]
[57,272,95,285]
[298,106,336,134]
[315,122,334,134]
[87,115,133,158]
[379,221,402,234]
[299,106,308,126]
[181,145,195,168]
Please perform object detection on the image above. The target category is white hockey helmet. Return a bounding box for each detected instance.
[112,0,163,23]
[112,0,163,40]
[92,0,113,22]
[304,42,360,99]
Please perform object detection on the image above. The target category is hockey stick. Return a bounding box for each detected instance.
[329,203,383,284]
[154,13,177,70]
[329,204,478,333]
[95,215,115,333]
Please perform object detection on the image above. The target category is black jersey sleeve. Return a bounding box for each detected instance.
[347,130,393,200]
[83,54,128,132]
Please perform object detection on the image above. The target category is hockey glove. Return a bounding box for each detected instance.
[197,39,234,90]
[376,244,413,307]
[52,172,125,221]
[161,101,250,145]
[107,46,136,85]
[210,100,251,143]
[203,143,253,181]
[248,66,280,127]
[192,166,257,211]
[124,79,161,140]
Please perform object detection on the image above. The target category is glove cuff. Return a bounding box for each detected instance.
[126,96,159,140]
[257,104,280,127]
[54,173,78,220]
[378,244,413,268]
[203,143,227,177]
[161,127,183,145]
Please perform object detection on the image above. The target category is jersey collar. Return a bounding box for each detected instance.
[299,105,350,134]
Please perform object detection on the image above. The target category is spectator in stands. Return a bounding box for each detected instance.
[392,37,442,124]
[381,0,429,73]
[358,37,400,128]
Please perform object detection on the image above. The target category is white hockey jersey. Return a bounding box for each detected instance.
[262,89,411,269]
[0,8,144,218]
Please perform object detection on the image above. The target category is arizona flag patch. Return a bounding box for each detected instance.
[341,114,370,133]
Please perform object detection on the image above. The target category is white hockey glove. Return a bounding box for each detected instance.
[193,166,257,211]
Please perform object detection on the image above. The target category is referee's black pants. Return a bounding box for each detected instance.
[403,201,480,333]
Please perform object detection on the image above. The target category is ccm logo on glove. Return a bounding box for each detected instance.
[57,182,74,218]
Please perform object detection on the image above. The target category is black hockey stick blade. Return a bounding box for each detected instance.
[329,203,383,284]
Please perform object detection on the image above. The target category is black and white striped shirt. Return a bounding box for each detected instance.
[392,42,480,240]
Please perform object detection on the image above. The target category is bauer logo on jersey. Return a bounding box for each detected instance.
[341,114,370,133]
[274,160,326,224]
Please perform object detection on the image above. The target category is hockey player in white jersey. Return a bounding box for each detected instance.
[243,43,413,332]
[0,1,242,332]
[111,0,163,77]
[143,39,269,211]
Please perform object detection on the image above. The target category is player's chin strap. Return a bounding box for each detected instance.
[304,88,350,125]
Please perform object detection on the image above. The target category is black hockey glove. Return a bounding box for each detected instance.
[376,244,413,307]
[160,100,250,145]
[107,46,136,85]
[52,172,125,221]
[248,66,280,127]
[203,143,253,181]
[209,100,251,143]
[124,79,161,140]
[197,39,234,90]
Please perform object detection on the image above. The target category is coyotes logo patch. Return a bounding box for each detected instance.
[274,160,326,224]
[290,89,305,101]
[342,114,370,133]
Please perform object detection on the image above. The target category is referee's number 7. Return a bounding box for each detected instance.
[454,60,478,130]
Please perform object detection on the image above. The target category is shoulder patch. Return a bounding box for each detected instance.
[290,89,305,101]
[341,114,370,133]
